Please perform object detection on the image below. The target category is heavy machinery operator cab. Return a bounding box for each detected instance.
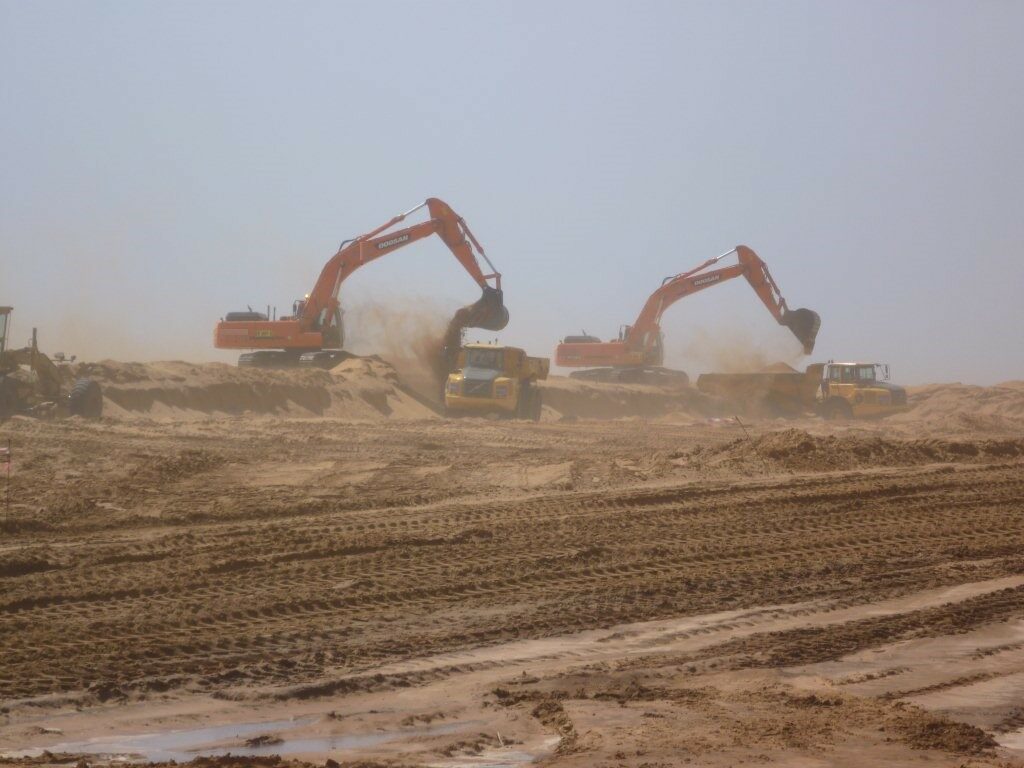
[825,363,890,385]
[465,346,503,372]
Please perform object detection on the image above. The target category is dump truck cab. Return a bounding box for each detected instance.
[817,361,907,419]
[445,343,549,420]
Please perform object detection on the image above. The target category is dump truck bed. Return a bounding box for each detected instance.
[697,370,820,416]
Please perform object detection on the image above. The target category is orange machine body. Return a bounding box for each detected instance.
[214,198,503,352]
[555,245,819,369]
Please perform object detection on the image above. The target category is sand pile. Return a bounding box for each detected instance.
[890,381,1024,434]
[539,376,718,420]
[691,428,1024,472]
[69,358,438,421]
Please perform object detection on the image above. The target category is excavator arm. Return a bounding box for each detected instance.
[215,198,508,355]
[301,198,504,334]
[628,245,820,355]
[555,245,819,370]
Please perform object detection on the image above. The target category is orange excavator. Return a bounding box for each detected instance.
[214,198,509,367]
[555,245,820,382]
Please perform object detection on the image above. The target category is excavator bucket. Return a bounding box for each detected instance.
[460,286,509,332]
[438,287,510,383]
[781,307,821,355]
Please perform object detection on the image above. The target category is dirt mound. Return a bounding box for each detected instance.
[69,358,437,421]
[61,358,734,423]
[888,705,998,755]
[893,380,1024,434]
[692,428,1024,471]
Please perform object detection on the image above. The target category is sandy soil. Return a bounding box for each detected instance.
[1,360,1023,767]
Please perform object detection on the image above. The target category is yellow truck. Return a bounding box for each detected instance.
[444,344,549,420]
[815,361,908,419]
[697,361,908,419]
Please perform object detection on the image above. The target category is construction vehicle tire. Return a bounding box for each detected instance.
[822,397,852,421]
[68,378,103,419]
[516,383,532,420]
[0,375,15,421]
[531,389,543,422]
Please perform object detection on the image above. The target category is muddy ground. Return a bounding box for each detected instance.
[1,360,1023,767]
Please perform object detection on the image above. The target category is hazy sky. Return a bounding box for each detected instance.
[2,0,1022,384]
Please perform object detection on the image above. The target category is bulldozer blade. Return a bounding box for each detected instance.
[462,286,510,332]
[782,307,821,355]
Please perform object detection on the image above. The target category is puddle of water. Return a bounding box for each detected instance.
[3,717,468,763]
[428,736,561,768]
[463,750,540,767]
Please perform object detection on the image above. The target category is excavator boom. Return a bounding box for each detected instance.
[555,245,819,370]
[214,198,508,358]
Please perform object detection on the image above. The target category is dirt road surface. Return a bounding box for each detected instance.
[1,361,1023,767]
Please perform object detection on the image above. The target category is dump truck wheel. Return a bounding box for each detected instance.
[517,383,538,420]
[516,384,529,420]
[822,398,853,421]
[531,390,543,422]
[0,375,15,421]
[68,378,103,418]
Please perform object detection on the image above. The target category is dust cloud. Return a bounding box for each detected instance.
[342,298,452,403]
[672,325,806,374]
[342,292,507,403]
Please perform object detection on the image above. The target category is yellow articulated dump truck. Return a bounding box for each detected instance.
[697,361,908,419]
[444,344,549,421]
[814,361,908,419]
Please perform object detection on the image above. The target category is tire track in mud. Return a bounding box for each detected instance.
[0,460,1022,699]
[676,583,1024,671]
[4,467,1020,618]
